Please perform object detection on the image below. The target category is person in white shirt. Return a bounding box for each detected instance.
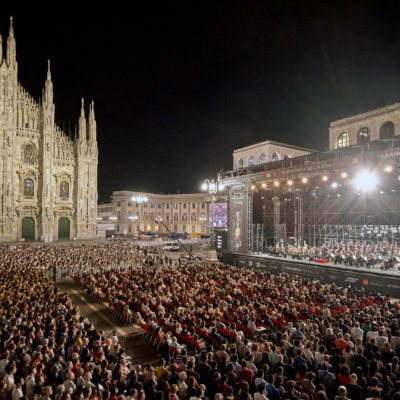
[253,384,269,400]
[350,322,363,342]
[0,350,10,378]
[25,367,37,399]
[11,376,24,400]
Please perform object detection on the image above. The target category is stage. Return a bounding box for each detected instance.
[221,251,400,297]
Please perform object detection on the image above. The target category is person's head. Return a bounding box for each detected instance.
[257,384,266,394]
[337,386,347,398]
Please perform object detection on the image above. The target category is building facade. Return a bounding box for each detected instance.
[329,103,400,150]
[97,191,210,237]
[233,140,314,170]
[0,18,98,241]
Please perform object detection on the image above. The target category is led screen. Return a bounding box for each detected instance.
[209,202,227,228]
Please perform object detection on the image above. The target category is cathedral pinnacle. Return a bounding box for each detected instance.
[47,59,51,81]
[6,15,16,66]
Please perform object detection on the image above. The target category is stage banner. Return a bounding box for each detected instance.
[228,186,249,253]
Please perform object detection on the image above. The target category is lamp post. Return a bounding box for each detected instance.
[201,178,224,260]
[131,194,148,238]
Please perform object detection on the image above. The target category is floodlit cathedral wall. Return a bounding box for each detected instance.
[0,18,98,241]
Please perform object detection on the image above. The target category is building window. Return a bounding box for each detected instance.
[166,215,170,221]
[248,156,255,166]
[183,203,186,209]
[24,179,34,197]
[116,225,119,232]
[191,214,196,221]
[143,213,147,221]
[143,203,147,208]
[166,204,170,209]
[128,202,132,207]
[259,153,267,164]
[174,214,178,221]
[174,225,178,231]
[192,203,196,209]
[238,158,244,169]
[129,225,131,233]
[380,121,395,140]
[192,225,196,233]
[174,203,178,209]
[357,127,370,144]
[150,213,154,220]
[182,214,187,221]
[158,203,161,208]
[337,133,349,148]
[22,144,37,165]
[201,225,205,233]
[272,152,279,162]
[202,203,205,209]
[60,181,69,198]
[151,203,154,208]
[117,202,121,207]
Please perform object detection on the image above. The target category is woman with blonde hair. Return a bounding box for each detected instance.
[168,384,179,400]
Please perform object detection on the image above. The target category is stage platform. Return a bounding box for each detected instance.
[222,252,400,297]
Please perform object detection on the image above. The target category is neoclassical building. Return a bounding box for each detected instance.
[97,191,210,237]
[233,140,314,169]
[329,103,400,150]
[0,18,98,241]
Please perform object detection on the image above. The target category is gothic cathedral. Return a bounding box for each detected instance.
[0,18,98,241]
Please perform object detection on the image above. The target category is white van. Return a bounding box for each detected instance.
[163,241,180,251]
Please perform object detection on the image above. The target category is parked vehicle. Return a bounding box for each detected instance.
[163,241,180,251]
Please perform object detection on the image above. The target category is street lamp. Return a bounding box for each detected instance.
[201,178,224,259]
[131,194,148,236]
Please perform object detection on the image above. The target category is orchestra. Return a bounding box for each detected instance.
[264,241,400,270]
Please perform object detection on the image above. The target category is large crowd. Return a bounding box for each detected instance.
[0,243,399,400]
[265,242,400,270]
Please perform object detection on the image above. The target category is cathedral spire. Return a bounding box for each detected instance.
[88,100,97,143]
[78,98,87,143]
[43,59,53,106]
[6,16,16,67]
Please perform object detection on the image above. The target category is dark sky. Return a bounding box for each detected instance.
[3,2,400,201]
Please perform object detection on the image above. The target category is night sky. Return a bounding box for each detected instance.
[3,2,400,201]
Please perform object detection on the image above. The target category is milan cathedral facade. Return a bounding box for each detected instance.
[0,18,98,241]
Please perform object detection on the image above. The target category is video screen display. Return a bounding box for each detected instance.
[209,202,227,228]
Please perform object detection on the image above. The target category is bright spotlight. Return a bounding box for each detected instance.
[261,182,267,188]
[322,175,328,182]
[331,182,338,189]
[384,165,393,173]
[341,172,348,178]
[287,179,294,186]
[201,182,208,191]
[250,184,256,190]
[301,177,308,184]
[218,182,225,191]
[273,181,280,187]
[353,170,378,191]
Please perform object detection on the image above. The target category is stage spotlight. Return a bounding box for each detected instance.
[384,165,393,173]
[353,170,378,191]
[261,182,267,189]
[250,184,256,190]
[341,172,348,178]
[273,181,280,187]
[322,175,328,182]
[331,182,338,189]
[287,179,294,186]
[301,177,308,184]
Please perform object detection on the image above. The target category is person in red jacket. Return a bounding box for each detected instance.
[237,360,254,385]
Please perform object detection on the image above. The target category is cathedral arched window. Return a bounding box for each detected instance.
[22,144,37,165]
[238,158,244,169]
[24,179,34,197]
[60,181,69,198]
[259,153,267,164]
[337,133,349,148]
[248,156,255,166]
[358,127,370,144]
[272,152,279,162]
